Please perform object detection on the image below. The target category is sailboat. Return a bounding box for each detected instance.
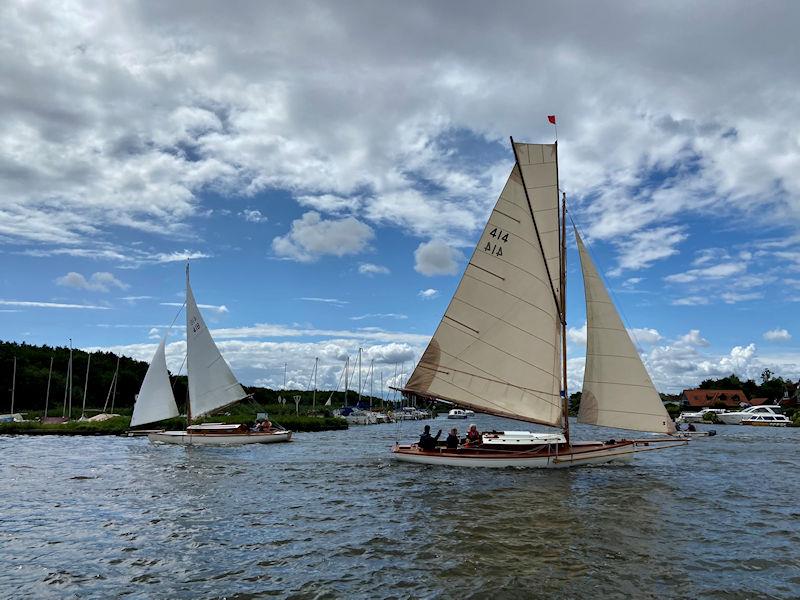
[391,139,684,468]
[131,264,292,446]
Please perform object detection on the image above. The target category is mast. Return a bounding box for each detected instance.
[110,356,119,413]
[185,261,193,424]
[81,353,91,419]
[357,348,362,406]
[560,191,570,442]
[312,357,318,410]
[44,356,53,419]
[67,339,73,420]
[369,359,374,409]
[10,356,16,415]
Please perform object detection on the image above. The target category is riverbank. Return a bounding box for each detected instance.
[0,413,348,436]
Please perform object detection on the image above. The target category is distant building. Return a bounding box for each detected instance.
[680,389,747,408]
[748,397,770,406]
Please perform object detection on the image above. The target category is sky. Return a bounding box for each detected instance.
[1,0,799,396]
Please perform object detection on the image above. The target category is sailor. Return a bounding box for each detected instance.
[446,427,459,449]
[687,423,696,432]
[418,425,442,450]
[465,424,481,445]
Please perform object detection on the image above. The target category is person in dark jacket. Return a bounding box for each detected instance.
[446,428,460,449]
[418,425,442,450]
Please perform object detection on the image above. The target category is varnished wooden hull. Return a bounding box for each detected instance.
[391,439,685,468]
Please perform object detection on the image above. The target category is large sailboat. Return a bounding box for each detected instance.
[131,264,292,446]
[392,139,683,468]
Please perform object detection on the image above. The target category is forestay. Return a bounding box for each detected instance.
[405,144,563,426]
[575,230,675,434]
[130,337,179,427]
[186,271,248,419]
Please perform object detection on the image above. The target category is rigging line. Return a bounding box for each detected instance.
[510,138,563,323]
[569,215,652,359]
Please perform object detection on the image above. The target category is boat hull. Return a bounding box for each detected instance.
[391,439,685,469]
[148,430,292,446]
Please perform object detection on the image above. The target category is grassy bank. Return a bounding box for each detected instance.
[0,410,347,436]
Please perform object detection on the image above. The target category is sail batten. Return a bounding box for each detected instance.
[575,229,675,434]
[405,145,563,426]
[130,337,179,427]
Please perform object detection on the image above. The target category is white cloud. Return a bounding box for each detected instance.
[763,328,792,342]
[0,299,110,310]
[664,261,745,283]
[298,297,348,306]
[56,271,129,292]
[148,327,162,339]
[358,262,390,276]
[350,313,407,321]
[567,323,587,346]
[241,209,268,223]
[678,329,710,347]
[414,240,463,276]
[418,288,439,300]
[297,194,361,214]
[611,226,688,274]
[272,212,374,262]
[628,327,662,345]
[720,291,763,304]
[672,295,710,306]
[160,301,228,314]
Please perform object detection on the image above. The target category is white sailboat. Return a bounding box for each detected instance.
[392,139,683,468]
[132,264,292,446]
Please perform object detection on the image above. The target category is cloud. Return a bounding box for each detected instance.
[358,262,390,276]
[241,209,268,223]
[350,313,408,321]
[678,329,710,347]
[628,327,662,345]
[418,288,439,300]
[763,328,792,342]
[610,226,688,274]
[297,194,361,214]
[56,271,129,292]
[664,261,746,284]
[414,240,464,276]
[272,212,374,262]
[0,300,110,310]
[298,297,348,306]
[567,323,587,346]
[161,301,228,314]
[148,327,162,339]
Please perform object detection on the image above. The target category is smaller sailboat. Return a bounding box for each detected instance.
[131,264,292,446]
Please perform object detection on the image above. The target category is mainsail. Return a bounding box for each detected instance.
[186,268,248,419]
[130,337,179,427]
[404,143,563,426]
[575,229,675,434]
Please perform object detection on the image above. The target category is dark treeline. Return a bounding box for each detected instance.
[1,340,385,415]
[697,370,798,403]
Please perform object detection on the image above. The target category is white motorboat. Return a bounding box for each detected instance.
[447,409,469,419]
[676,408,727,424]
[391,139,683,468]
[130,264,292,446]
[718,405,783,425]
[741,414,791,427]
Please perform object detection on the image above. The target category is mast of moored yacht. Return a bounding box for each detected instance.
[560,190,570,443]
[185,261,193,425]
[43,356,53,419]
[80,353,91,419]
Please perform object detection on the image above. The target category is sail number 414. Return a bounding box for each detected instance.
[484,227,508,257]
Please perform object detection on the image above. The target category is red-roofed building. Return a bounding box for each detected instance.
[748,397,770,406]
[680,389,748,408]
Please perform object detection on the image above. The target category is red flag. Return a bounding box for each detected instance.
[547,115,557,124]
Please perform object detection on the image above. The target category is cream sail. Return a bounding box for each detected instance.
[575,230,674,434]
[405,143,562,427]
[130,337,179,427]
[186,269,248,419]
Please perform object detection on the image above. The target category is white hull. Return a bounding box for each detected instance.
[391,440,684,469]
[447,415,468,419]
[148,430,292,446]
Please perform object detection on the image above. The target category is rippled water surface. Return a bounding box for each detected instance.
[2,417,800,599]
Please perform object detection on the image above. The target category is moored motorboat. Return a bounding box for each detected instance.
[718,405,784,425]
[740,414,790,427]
[149,423,292,445]
[447,408,469,419]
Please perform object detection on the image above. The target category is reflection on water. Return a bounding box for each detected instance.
[2,417,800,598]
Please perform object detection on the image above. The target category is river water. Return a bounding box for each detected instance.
[2,416,799,599]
